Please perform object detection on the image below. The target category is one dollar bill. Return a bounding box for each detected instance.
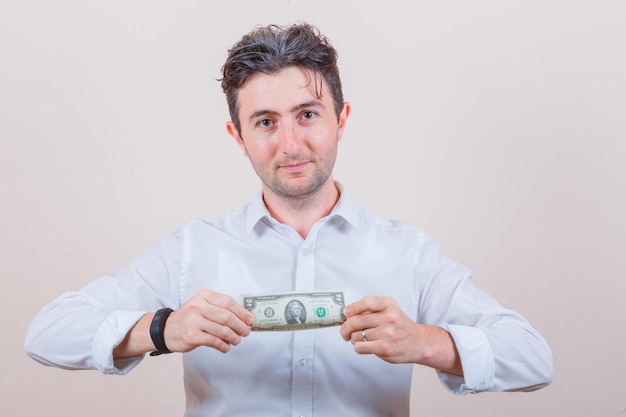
[241,291,347,331]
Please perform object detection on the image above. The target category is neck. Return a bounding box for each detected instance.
[262,179,339,239]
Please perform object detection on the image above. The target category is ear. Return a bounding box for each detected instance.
[226,121,248,157]
[336,102,351,142]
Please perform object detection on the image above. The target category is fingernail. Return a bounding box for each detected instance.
[245,316,253,325]
[343,307,351,316]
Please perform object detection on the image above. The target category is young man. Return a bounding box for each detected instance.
[25,23,553,417]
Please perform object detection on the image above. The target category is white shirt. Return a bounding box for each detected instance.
[25,187,553,417]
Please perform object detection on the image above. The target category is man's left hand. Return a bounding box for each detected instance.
[339,295,463,375]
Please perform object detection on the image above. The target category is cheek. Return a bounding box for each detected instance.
[309,124,339,146]
[244,140,277,162]
[309,134,339,158]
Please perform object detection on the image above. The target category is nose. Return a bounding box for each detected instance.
[277,121,303,155]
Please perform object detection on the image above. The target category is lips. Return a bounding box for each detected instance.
[279,161,310,173]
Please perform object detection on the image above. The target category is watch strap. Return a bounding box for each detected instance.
[149,307,174,356]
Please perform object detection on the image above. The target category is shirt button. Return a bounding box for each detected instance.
[301,248,310,256]
[299,358,307,367]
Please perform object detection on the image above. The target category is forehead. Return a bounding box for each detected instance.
[237,67,329,117]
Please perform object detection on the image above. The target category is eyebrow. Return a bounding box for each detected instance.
[248,100,325,123]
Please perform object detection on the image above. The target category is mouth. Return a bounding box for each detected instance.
[279,161,310,173]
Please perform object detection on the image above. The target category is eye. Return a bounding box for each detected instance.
[300,111,316,121]
[257,118,274,128]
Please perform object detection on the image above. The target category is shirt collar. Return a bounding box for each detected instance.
[245,190,271,233]
[245,182,361,233]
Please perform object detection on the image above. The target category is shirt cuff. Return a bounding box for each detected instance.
[92,310,148,375]
[437,323,495,395]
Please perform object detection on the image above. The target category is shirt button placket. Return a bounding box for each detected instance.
[292,238,316,417]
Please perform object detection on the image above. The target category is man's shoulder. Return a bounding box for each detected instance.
[356,206,430,242]
[180,205,249,234]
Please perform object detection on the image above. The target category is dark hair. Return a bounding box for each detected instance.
[220,23,344,133]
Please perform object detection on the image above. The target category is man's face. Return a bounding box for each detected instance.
[226,66,350,200]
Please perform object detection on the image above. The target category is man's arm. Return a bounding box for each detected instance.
[24,291,148,373]
[340,293,553,394]
[112,313,153,358]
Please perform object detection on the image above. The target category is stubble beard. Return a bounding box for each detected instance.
[270,168,329,200]
[253,148,337,204]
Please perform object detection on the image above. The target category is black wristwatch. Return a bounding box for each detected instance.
[149,307,174,356]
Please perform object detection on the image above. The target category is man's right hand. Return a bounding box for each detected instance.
[164,289,253,353]
[113,289,253,359]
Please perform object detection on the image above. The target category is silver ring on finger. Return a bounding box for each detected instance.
[361,329,368,342]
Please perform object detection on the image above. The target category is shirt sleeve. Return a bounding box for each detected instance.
[414,234,554,394]
[438,324,495,394]
[24,225,186,374]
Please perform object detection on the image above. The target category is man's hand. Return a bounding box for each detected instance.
[114,289,253,359]
[339,296,463,376]
[164,289,253,354]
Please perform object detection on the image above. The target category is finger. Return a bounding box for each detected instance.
[192,329,234,353]
[344,295,391,317]
[352,339,385,356]
[175,312,246,352]
[198,319,245,347]
[201,290,253,321]
[201,302,252,338]
[340,310,381,341]
[340,317,364,341]
[339,322,351,341]
[199,290,253,334]
[350,328,375,344]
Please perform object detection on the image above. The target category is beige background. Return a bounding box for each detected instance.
[2,1,625,416]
